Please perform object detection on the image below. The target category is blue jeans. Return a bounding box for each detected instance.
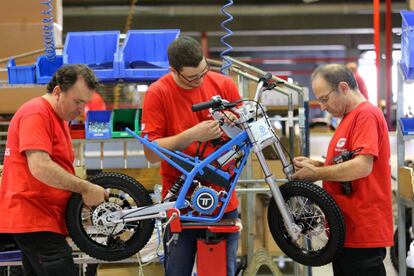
[163,209,239,276]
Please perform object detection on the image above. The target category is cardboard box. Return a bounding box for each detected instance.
[0,71,7,83]
[280,136,301,157]
[0,86,45,114]
[0,23,62,65]
[263,203,283,255]
[256,194,283,256]
[98,263,164,276]
[399,166,414,200]
[97,263,138,276]
[252,157,285,180]
[0,0,62,25]
[238,193,283,257]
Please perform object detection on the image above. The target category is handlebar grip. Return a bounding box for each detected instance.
[259,72,273,83]
[192,100,216,112]
[264,72,273,81]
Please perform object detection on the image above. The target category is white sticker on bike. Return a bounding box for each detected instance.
[249,118,273,144]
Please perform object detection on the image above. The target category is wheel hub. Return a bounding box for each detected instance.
[295,211,323,235]
[92,202,125,235]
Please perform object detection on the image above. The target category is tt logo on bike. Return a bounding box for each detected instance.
[197,193,214,210]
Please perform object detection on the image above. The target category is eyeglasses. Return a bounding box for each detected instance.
[317,88,336,104]
[177,62,210,83]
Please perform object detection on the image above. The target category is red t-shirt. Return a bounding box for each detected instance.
[141,72,241,212]
[323,101,393,248]
[85,91,106,113]
[0,97,74,235]
[354,72,369,100]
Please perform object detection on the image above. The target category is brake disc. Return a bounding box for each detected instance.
[92,202,125,235]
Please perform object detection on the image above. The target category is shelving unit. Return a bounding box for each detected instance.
[397,62,414,276]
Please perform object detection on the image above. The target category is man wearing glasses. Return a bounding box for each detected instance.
[141,36,240,276]
[0,65,107,275]
[292,64,392,275]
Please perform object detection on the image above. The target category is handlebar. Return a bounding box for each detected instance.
[259,72,284,91]
[192,72,275,113]
[192,97,237,112]
[191,100,219,112]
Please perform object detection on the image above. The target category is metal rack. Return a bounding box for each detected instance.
[222,58,310,276]
[397,62,414,276]
[225,56,309,157]
[72,138,143,169]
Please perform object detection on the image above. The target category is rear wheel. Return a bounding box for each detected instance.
[66,172,154,261]
[267,181,345,266]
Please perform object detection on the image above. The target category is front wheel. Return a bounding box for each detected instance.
[267,181,345,266]
[66,172,155,261]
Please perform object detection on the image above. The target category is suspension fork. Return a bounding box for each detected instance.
[240,110,302,240]
[255,150,302,241]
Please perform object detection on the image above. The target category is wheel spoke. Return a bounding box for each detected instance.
[296,197,310,217]
[81,189,139,245]
[285,195,331,253]
[81,211,93,221]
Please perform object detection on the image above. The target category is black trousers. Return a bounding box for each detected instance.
[332,247,386,276]
[13,232,77,276]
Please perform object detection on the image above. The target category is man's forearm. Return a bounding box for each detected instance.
[316,155,372,182]
[144,130,195,163]
[30,158,90,194]
[156,130,194,151]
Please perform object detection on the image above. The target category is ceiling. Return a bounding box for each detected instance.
[62,1,406,51]
[61,0,407,85]
[62,0,405,6]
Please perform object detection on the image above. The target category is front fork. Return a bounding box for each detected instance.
[255,150,302,241]
[240,107,302,241]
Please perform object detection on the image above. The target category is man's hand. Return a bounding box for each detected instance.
[81,183,108,207]
[222,111,238,127]
[187,120,223,142]
[293,156,322,171]
[292,157,320,182]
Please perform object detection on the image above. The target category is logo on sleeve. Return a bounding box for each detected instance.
[5,148,10,156]
[336,138,347,148]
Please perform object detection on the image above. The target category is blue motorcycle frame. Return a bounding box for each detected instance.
[66,73,345,266]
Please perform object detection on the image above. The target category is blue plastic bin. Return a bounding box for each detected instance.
[35,55,63,84]
[401,10,414,79]
[0,250,22,262]
[400,117,414,135]
[7,58,36,84]
[85,110,112,139]
[119,29,180,81]
[63,31,121,81]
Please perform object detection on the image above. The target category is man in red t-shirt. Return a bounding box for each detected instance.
[84,91,106,116]
[346,62,369,100]
[0,65,107,275]
[141,36,240,276]
[292,64,392,275]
